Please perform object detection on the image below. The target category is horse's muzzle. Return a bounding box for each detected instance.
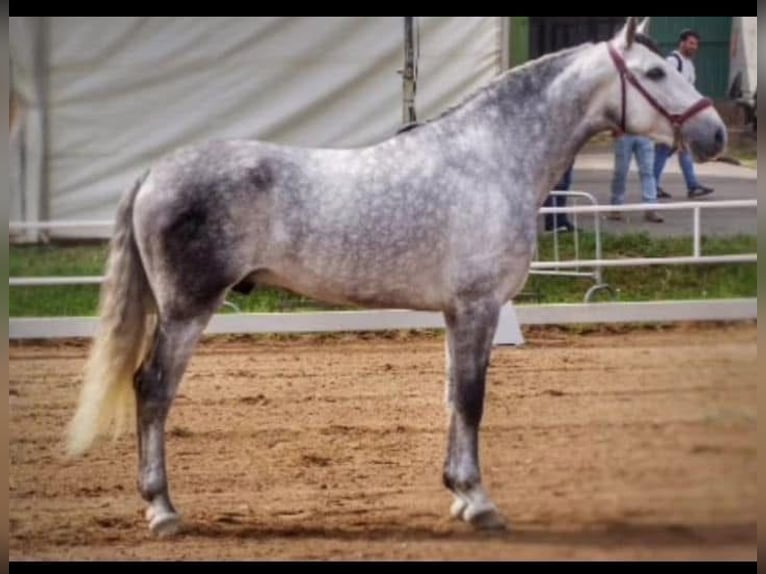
[681,113,728,162]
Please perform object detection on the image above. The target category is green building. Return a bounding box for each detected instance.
[508,17,733,100]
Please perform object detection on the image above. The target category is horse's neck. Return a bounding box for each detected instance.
[536,44,615,157]
[453,43,614,195]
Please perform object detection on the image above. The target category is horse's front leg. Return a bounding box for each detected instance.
[442,298,506,530]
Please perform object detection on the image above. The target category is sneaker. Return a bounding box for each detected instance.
[545,220,577,233]
[644,210,664,223]
[657,187,672,199]
[688,185,714,199]
[560,222,578,233]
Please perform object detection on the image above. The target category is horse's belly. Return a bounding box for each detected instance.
[256,264,447,312]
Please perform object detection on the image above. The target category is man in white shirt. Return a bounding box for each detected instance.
[653,29,715,200]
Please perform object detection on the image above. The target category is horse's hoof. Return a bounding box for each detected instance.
[146,508,181,537]
[466,507,507,531]
[450,497,468,520]
[150,513,181,537]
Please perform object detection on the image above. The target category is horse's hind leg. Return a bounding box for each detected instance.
[133,309,216,537]
[442,299,506,530]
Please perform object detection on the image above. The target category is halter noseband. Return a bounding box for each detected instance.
[607,42,712,149]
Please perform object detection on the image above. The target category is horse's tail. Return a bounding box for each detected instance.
[66,170,157,457]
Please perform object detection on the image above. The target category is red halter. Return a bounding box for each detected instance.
[607,42,713,149]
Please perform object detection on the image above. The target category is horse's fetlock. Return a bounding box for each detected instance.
[138,474,166,502]
[443,468,479,494]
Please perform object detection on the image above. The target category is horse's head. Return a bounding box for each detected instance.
[604,17,727,161]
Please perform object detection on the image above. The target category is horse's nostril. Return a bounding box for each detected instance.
[714,128,725,145]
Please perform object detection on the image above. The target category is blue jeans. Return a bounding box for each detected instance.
[610,135,657,205]
[654,143,699,191]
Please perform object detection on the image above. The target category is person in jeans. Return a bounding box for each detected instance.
[608,133,663,223]
[653,29,715,200]
[543,162,575,232]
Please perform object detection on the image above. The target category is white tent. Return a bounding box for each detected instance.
[727,17,756,126]
[10,17,509,241]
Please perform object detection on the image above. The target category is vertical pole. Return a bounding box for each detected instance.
[37,17,51,241]
[693,206,701,258]
[402,17,417,125]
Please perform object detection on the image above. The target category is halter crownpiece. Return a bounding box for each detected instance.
[607,42,713,150]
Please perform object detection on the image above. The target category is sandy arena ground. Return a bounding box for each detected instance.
[9,322,757,560]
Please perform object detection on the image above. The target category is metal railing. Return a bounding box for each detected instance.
[533,190,611,302]
[535,198,756,266]
[9,199,757,290]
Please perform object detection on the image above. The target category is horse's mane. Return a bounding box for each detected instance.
[397,42,594,134]
[397,33,663,136]
[634,32,662,56]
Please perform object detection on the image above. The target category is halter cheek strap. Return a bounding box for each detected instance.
[607,42,713,150]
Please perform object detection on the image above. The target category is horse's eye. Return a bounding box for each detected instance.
[646,67,665,81]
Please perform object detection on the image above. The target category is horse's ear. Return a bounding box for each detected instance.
[616,17,639,49]
[637,17,650,36]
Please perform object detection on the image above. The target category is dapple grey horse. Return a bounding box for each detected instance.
[66,17,726,537]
